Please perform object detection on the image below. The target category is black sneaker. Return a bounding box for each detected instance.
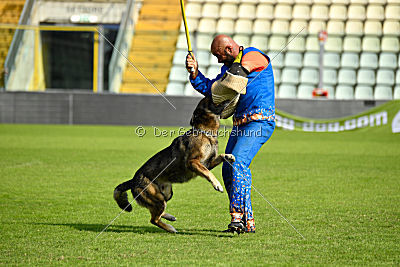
[223,221,245,234]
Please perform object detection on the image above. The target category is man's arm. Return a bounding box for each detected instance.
[186,53,228,97]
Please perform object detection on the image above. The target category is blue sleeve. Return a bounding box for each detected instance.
[189,66,228,97]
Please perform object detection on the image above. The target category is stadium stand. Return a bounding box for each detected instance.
[0,0,25,87]
[163,0,400,100]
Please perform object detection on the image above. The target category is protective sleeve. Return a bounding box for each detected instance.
[189,65,229,97]
[241,51,269,73]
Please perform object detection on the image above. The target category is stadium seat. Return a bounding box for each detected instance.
[376,69,395,85]
[301,68,319,85]
[207,66,222,78]
[305,36,320,52]
[308,20,327,34]
[166,82,185,95]
[269,51,284,68]
[280,0,295,4]
[186,3,202,18]
[209,54,220,66]
[250,35,268,51]
[292,5,311,20]
[295,0,312,4]
[383,21,400,36]
[256,4,274,20]
[290,20,308,35]
[274,68,281,84]
[278,84,297,98]
[238,4,256,19]
[341,52,360,69]
[394,86,400,99]
[281,68,300,84]
[368,0,386,4]
[196,34,213,50]
[325,85,335,99]
[220,4,238,19]
[327,21,345,36]
[362,37,380,52]
[314,0,332,4]
[364,21,383,36]
[303,52,319,68]
[268,36,287,51]
[381,37,400,52]
[311,5,329,21]
[274,4,292,20]
[359,52,378,69]
[396,69,400,84]
[366,5,385,20]
[323,68,338,85]
[173,50,187,66]
[338,69,357,85]
[329,5,347,21]
[202,3,220,19]
[379,53,398,69]
[271,20,290,35]
[357,69,376,85]
[287,36,306,52]
[198,18,217,34]
[284,52,303,68]
[197,50,210,67]
[324,53,340,69]
[325,37,343,52]
[233,34,250,47]
[344,37,362,52]
[235,19,253,34]
[335,85,354,99]
[374,86,393,99]
[354,85,374,99]
[385,4,400,20]
[348,5,366,20]
[216,19,235,35]
[297,84,315,99]
[253,20,271,35]
[345,20,363,36]
[169,66,188,83]
[350,0,368,5]
[184,82,203,97]
[180,18,198,33]
[177,33,188,49]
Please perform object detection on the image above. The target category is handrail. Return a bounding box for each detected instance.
[3,0,35,89]
[108,0,136,92]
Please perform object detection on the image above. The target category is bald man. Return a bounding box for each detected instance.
[186,35,275,233]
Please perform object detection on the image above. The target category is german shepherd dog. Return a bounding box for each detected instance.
[113,97,235,233]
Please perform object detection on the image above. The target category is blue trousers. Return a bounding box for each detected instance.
[222,120,275,231]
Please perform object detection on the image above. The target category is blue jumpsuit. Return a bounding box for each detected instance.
[190,47,276,232]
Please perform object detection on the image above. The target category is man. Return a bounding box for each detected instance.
[186,34,275,233]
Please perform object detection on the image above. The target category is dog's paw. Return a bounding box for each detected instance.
[224,154,236,163]
[214,182,224,193]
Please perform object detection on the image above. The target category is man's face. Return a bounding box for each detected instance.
[212,46,235,66]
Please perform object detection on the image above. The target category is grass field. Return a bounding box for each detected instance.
[0,123,399,265]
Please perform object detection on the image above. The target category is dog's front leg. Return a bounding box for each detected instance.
[188,159,224,192]
[208,153,236,170]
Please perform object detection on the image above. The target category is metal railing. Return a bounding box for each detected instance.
[108,0,136,93]
[3,0,35,89]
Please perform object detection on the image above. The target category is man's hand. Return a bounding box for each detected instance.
[186,53,199,79]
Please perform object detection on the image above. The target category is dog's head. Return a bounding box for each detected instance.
[190,96,230,130]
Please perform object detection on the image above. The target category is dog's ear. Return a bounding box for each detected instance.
[213,100,231,115]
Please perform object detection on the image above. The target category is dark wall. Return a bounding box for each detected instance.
[0,91,388,126]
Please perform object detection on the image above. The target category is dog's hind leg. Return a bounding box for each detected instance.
[161,212,176,221]
[150,202,177,233]
[188,159,224,192]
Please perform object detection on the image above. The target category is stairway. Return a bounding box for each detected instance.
[120,0,182,94]
[0,0,25,88]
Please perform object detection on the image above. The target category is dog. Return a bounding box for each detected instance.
[113,97,235,233]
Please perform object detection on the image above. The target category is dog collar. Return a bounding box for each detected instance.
[191,128,218,138]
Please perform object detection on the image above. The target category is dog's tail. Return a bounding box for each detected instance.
[113,180,133,212]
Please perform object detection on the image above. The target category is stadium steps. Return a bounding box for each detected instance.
[120,0,181,94]
[0,0,25,88]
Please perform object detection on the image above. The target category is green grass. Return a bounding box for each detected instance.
[0,123,399,265]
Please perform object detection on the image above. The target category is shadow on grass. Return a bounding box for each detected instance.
[32,222,235,238]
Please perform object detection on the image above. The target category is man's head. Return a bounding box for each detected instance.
[211,35,239,67]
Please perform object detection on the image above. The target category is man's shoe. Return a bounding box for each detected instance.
[225,221,245,234]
